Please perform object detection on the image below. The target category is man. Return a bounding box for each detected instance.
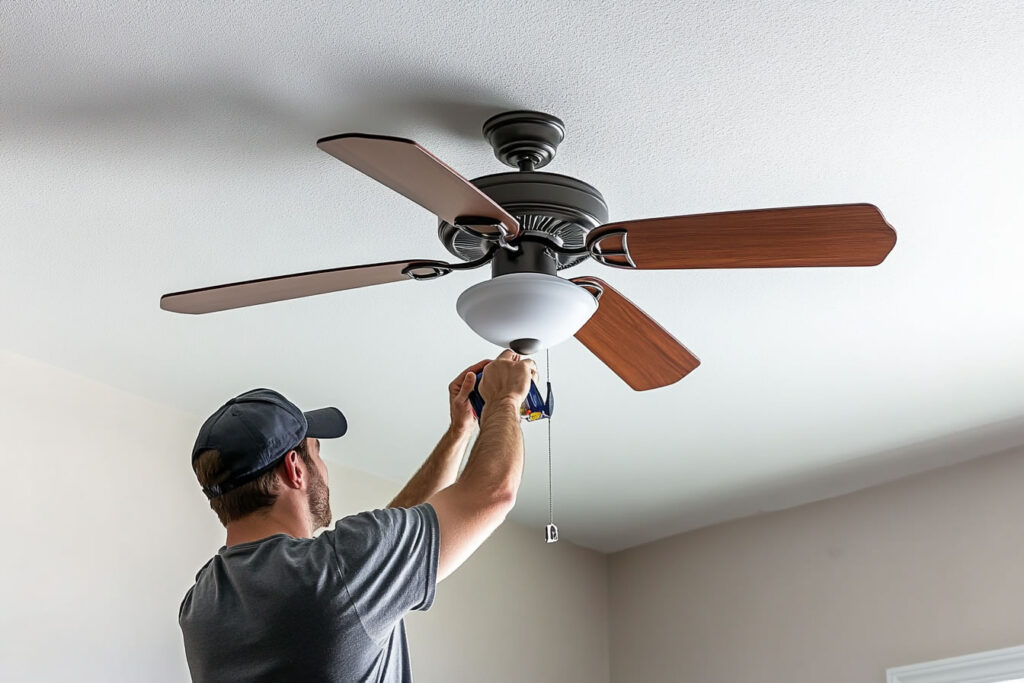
[179,350,536,682]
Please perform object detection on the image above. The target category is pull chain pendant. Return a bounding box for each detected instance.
[545,347,559,544]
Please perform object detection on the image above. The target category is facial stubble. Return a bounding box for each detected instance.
[308,463,332,530]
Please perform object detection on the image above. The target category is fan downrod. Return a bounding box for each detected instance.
[482,111,565,171]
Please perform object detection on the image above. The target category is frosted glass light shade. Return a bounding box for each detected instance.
[456,273,598,354]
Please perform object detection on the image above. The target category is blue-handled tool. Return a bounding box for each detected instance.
[468,371,554,422]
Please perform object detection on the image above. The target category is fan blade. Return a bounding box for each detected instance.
[586,203,896,269]
[571,277,700,391]
[161,259,451,314]
[317,133,520,239]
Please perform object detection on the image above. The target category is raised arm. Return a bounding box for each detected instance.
[388,359,490,509]
[427,350,535,581]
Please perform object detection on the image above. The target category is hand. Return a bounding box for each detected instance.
[449,359,492,435]
[478,349,538,406]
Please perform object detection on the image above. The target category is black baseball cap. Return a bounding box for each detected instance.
[192,388,347,499]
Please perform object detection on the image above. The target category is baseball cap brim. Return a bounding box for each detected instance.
[304,407,347,439]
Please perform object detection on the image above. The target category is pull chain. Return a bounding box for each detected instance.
[545,348,558,544]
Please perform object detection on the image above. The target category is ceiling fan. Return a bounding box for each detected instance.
[161,110,897,391]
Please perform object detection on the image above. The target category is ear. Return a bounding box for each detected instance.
[279,450,305,490]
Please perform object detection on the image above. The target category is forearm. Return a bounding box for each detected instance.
[456,398,524,500]
[388,426,472,508]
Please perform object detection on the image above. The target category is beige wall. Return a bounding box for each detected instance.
[0,348,609,683]
[608,446,1024,683]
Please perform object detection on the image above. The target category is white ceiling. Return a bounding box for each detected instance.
[3,1,1023,552]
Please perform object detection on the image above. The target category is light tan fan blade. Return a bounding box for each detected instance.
[571,277,700,391]
[586,203,896,269]
[317,133,520,239]
[160,259,451,314]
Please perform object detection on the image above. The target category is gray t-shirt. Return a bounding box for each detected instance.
[179,503,439,683]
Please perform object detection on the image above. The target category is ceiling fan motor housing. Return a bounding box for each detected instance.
[438,171,609,270]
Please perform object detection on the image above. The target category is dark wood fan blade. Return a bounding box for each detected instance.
[317,133,520,238]
[571,277,700,391]
[586,203,896,269]
[160,259,451,314]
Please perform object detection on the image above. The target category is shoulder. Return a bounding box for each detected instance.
[327,504,437,537]
[178,556,216,621]
[320,505,438,561]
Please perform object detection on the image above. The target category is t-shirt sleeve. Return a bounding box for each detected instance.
[326,502,439,643]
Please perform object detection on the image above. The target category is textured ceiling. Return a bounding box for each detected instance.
[2,1,1023,552]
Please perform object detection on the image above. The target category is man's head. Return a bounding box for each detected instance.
[190,389,346,530]
[194,437,332,529]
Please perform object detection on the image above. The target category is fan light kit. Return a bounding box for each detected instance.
[456,273,597,354]
[161,110,897,391]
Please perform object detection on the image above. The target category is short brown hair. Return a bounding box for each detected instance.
[194,440,312,526]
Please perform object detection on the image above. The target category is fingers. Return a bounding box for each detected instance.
[463,359,492,374]
[494,349,537,381]
[455,371,476,400]
[476,349,540,403]
[451,359,490,389]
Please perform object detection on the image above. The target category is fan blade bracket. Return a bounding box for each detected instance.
[453,215,520,252]
[401,262,453,280]
[572,277,606,301]
[588,229,637,268]
[453,215,513,239]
